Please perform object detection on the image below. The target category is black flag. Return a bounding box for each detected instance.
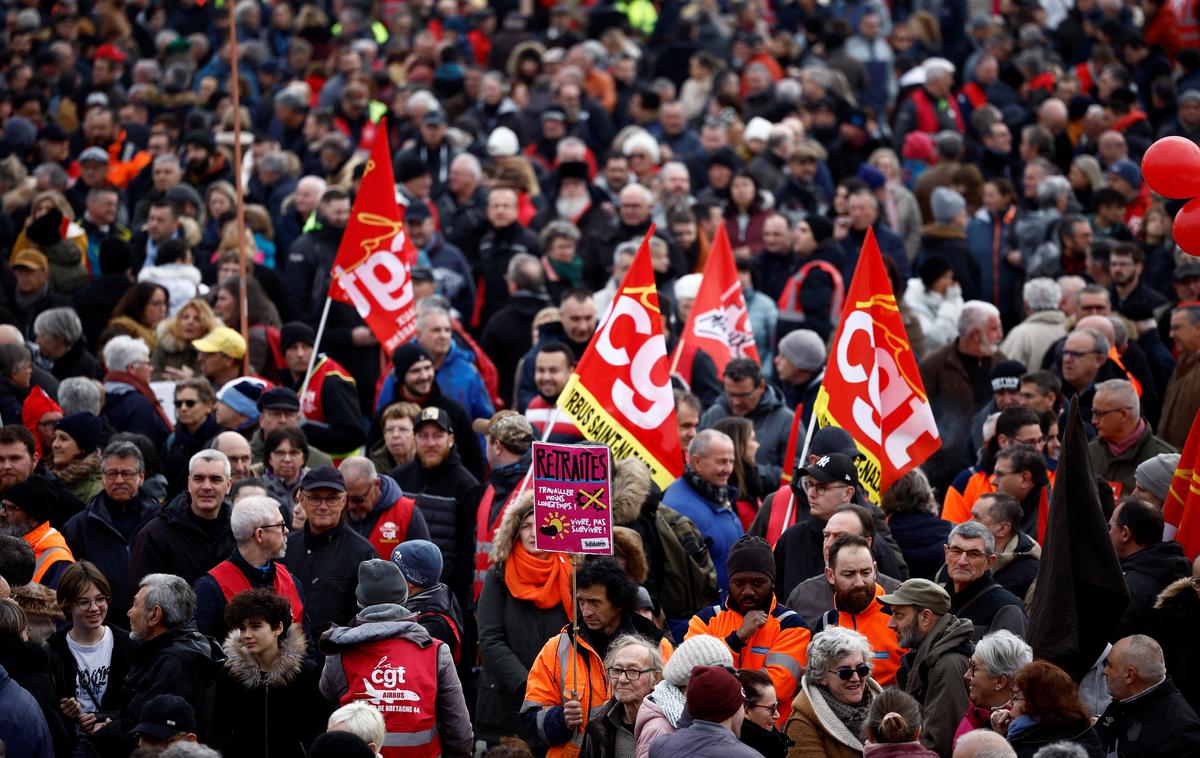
[1026,397,1130,681]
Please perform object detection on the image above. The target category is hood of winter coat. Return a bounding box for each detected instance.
[490,488,534,564]
[613,526,648,584]
[611,457,653,525]
[321,604,434,653]
[222,623,309,688]
[373,474,404,516]
[1122,540,1190,587]
[921,613,975,659]
[1154,575,1199,610]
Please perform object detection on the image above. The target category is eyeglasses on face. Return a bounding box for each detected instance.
[1091,407,1130,420]
[606,667,656,681]
[258,522,288,533]
[833,664,871,681]
[103,469,141,480]
[175,398,201,408]
[946,546,991,561]
[746,701,781,715]
[72,596,109,610]
[302,493,344,506]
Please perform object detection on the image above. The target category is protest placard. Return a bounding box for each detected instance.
[532,442,613,555]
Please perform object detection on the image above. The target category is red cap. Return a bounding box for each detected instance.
[95,44,128,63]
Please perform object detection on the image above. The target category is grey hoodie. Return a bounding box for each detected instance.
[320,603,473,757]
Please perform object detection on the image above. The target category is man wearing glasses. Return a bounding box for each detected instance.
[340,455,429,559]
[281,465,375,639]
[990,445,1052,543]
[129,450,235,591]
[1087,379,1175,500]
[583,636,663,758]
[193,495,305,639]
[879,578,973,756]
[1059,328,1111,421]
[936,521,1026,642]
[0,475,74,588]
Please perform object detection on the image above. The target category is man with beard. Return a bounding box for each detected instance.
[181,130,233,196]
[919,301,1006,495]
[880,579,973,756]
[0,424,80,528]
[526,342,584,443]
[700,358,795,488]
[129,450,235,589]
[62,440,158,619]
[686,536,811,720]
[373,344,484,480]
[390,407,484,612]
[1109,243,1168,313]
[0,476,74,588]
[193,495,305,639]
[340,456,429,559]
[809,534,906,686]
[534,161,616,277]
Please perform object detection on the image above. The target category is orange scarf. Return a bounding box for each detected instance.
[505,541,574,621]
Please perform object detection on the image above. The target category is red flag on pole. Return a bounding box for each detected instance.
[328,119,418,353]
[1164,406,1200,559]
[672,224,760,375]
[809,227,941,503]
[556,226,684,489]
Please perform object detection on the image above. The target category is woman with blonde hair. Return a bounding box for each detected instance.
[869,148,923,260]
[151,297,219,379]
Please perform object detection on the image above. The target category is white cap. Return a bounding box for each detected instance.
[674,274,703,302]
[487,127,519,157]
[744,117,773,144]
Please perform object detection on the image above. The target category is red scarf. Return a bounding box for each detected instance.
[105,370,174,432]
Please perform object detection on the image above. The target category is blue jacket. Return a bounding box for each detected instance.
[662,477,744,590]
[966,208,1021,323]
[0,665,53,758]
[377,341,495,423]
[101,381,170,448]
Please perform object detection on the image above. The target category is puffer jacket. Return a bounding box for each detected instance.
[433,341,496,425]
[281,521,376,640]
[476,497,572,743]
[699,383,795,487]
[215,625,329,758]
[319,604,473,757]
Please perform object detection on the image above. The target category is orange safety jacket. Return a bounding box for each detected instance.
[523,625,673,758]
[26,521,74,584]
[942,468,1057,524]
[686,597,811,727]
[810,585,906,686]
[208,559,304,625]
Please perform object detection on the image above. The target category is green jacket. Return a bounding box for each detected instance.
[1087,422,1177,499]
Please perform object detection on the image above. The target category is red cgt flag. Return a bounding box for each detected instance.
[809,227,941,503]
[556,226,684,490]
[672,224,760,375]
[329,119,418,353]
[1164,406,1200,559]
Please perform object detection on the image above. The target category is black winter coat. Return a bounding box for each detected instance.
[391,448,484,608]
[73,273,133,350]
[129,493,236,591]
[371,381,485,481]
[163,414,222,496]
[91,625,224,757]
[214,625,330,758]
[46,625,138,716]
[50,337,102,381]
[0,638,72,757]
[280,522,376,640]
[61,491,161,621]
[406,583,466,660]
[477,222,542,324]
[884,511,953,581]
[481,290,553,406]
[1147,577,1200,713]
[1096,678,1200,758]
[1114,541,1190,639]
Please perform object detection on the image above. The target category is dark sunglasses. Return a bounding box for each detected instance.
[834,664,871,681]
[175,399,200,408]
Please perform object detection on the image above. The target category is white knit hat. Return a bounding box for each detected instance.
[673,274,703,303]
[663,634,733,687]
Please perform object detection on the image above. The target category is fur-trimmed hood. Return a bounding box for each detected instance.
[1154,575,1197,609]
[108,315,158,351]
[613,526,648,584]
[490,489,534,564]
[155,316,199,355]
[795,673,883,752]
[612,457,653,525]
[222,624,309,689]
[52,449,101,486]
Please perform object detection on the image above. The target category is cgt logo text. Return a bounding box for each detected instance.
[371,657,407,688]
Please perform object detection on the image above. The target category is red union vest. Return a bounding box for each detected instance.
[301,354,357,424]
[473,481,525,602]
[208,560,304,625]
[339,638,443,758]
[368,497,418,560]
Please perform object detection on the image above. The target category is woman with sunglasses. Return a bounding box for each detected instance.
[163,378,221,493]
[261,427,310,524]
[738,668,792,758]
[784,626,882,758]
[47,561,136,757]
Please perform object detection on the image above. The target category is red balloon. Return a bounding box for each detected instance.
[1143,137,1200,199]
[1174,197,1200,255]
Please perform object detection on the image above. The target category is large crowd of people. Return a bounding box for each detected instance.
[2,0,1200,755]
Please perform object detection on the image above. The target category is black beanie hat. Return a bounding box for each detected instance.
[99,238,135,274]
[280,322,316,353]
[805,215,834,244]
[3,476,56,524]
[391,342,434,377]
[26,208,64,249]
[919,255,953,289]
[726,535,775,583]
[56,413,102,455]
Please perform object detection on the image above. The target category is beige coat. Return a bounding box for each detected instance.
[785,674,883,758]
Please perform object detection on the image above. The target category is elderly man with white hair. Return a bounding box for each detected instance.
[894,57,964,149]
[1087,379,1176,498]
[1097,634,1200,756]
[101,335,171,447]
[999,278,1068,371]
[193,494,304,639]
[919,301,1007,494]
